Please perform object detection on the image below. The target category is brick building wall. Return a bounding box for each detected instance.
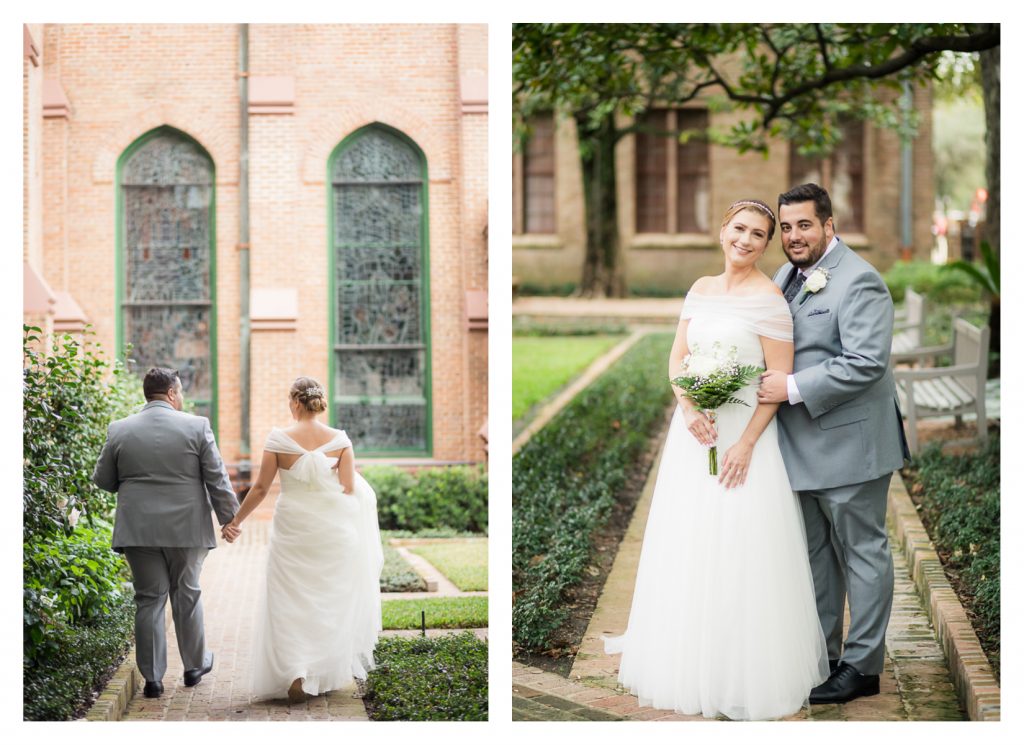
[25,23,488,467]
[513,83,935,294]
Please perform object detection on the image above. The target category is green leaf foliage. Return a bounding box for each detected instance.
[362,465,487,535]
[904,434,999,678]
[365,633,487,721]
[23,592,135,721]
[512,333,674,650]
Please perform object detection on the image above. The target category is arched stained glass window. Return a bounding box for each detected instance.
[118,128,216,426]
[330,125,431,455]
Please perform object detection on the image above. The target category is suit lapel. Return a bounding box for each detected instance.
[792,239,850,318]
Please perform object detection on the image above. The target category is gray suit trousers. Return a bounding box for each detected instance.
[798,473,894,675]
[123,547,209,682]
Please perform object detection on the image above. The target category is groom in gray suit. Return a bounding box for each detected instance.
[757,183,910,704]
[93,367,240,698]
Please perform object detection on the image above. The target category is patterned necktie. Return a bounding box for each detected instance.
[784,269,807,303]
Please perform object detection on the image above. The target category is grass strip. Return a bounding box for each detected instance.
[381,596,488,630]
[409,540,488,592]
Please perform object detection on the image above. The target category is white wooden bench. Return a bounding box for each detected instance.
[891,288,926,357]
[893,317,990,454]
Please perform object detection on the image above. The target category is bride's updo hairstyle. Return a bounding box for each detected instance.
[721,199,776,241]
[289,376,328,414]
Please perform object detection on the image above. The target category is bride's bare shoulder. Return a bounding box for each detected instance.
[687,275,719,295]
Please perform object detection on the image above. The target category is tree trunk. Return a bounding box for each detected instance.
[577,115,625,297]
[980,43,999,371]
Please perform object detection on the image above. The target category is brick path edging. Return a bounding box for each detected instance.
[84,646,139,721]
[888,471,1000,721]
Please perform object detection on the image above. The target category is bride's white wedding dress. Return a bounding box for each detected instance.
[604,292,829,720]
[251,427,383,700]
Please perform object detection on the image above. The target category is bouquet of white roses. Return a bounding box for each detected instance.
[671,342,763,475]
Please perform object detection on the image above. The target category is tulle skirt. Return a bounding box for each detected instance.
[251,473,383,699]
[604,402,829,720]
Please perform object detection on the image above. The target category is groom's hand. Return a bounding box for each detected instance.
[221,522,241,543]
[757,370,788,404]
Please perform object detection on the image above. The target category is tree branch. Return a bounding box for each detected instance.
[814,24,833,73]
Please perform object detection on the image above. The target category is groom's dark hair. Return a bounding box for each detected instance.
[778,183,832,225]
[143,367,180,401]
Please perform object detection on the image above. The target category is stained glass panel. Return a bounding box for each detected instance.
[122,131,214,415]
[335,184,421,246]
[336,402,427,452]
[333,129,421,182]
[336,349,424,397]
[334,127,427,452]
[123,306,212,402]
[337,282,420,345]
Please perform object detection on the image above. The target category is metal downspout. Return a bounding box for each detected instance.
[900,80,914,260]
[238,24,252,481]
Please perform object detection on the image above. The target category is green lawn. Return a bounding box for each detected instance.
[381,596,488,630]
[409,539,487,591]
[512,335,625,422]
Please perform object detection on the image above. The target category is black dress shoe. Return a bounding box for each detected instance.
[829,659,841,673]
[143,680,163,698]
[809,661,880,704]
[183,651,214,687]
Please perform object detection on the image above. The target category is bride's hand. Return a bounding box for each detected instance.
[681,405,716,447]
[719,439,754,489]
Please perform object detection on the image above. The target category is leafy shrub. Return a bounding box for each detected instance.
[24,521,129,655]
[23,592,135,721]
[512,333,673,650]
[23,327,145,537]
[380,538,427,593]
[907,433,1000,677]
[365,632,487,721]
[883,260,980,304]
[363,465,487,534]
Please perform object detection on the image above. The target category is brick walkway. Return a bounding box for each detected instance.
[116,493,487,721]
[513,431,967,722]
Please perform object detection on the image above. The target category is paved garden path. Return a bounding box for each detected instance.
[115,491,486,721]
[513,432,967,722]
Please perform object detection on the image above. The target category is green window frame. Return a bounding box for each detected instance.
[328,124,432,456]
[115,126,218,434]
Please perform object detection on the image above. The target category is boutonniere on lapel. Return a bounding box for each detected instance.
[799,267,830,305]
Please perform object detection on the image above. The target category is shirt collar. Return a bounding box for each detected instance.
[800,235,839,276]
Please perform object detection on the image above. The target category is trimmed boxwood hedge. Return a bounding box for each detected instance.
[906,433,1000,678]
[362,465,487,535]
[512,333,674,650]
[365,632,487,721]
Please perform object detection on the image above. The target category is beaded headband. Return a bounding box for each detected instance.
[730,200,776,223]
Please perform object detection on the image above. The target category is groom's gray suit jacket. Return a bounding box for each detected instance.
[93,401,238,551]
[773,239,908,491]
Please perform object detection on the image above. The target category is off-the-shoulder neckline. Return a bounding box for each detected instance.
[685,291,784,300]
[271,426,348,453]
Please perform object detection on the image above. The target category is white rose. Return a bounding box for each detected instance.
[805,268,829,293]
[684,353,719,377]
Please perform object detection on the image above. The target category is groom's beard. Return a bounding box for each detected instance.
[783,233,829,268]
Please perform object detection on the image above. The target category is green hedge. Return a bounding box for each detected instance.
[23,592,135,721]
[365,632,487,721]
[883,260,981,304]
[23,327,145,720]
[512,333,674,650]
[909,434,1000,678]
[362,465,487,534]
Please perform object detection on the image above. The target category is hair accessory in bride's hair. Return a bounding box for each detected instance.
[303,386,324,398]
[731,200,776,223]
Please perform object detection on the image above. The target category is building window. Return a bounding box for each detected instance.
[118,127,216,427]
[635,108,710,234]
[330,125,431,455]
[789,119,865,233]
[514,113,556,234]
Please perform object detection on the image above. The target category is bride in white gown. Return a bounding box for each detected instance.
[603,199,828,720]
[224,377,382,703]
